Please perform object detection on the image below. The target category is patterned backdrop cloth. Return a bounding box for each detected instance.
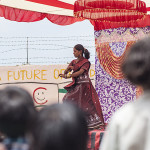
[95,26,150,123]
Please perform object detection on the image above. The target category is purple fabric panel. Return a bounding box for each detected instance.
[94,30,102,38]
[109,42,127,57]
[95,56,136,123]
[103,29,114,35]
[129,28,140,34]
[94,26,150,36]
[94,26,150,123]
[116,27,127,35]
[142,26,150,34]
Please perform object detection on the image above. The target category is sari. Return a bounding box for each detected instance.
[63,57,105,129]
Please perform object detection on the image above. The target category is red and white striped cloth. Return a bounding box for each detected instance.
[0,0,76,16]
[0,0,149,16]
[0,0,149,27]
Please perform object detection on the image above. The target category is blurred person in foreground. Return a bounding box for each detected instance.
[32,103,88,150]
[101,37,150,150]
[0,86,36,150]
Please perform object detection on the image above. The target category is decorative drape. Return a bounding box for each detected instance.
[0,5,45,22]
[75,0,147,13]
[47,14,83,25]
[0,1,150,28]
[0,5,84,25]
[95,27,150,122]
[96,41,135,79]
[93,15,150,30]
[74,0,150,30]
[74,0,147,20]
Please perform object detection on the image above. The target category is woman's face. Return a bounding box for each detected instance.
[73,48,82,58]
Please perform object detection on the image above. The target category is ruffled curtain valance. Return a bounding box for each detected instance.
[92,15,150,30]
[0,5,84,25]
[74,0,147,21]
[0,1,150,30]
[74,0,150,30]
[46,14,83,25]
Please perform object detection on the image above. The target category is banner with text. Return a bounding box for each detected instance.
[0,64,95,109]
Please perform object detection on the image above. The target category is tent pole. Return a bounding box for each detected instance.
[27,37,29,64]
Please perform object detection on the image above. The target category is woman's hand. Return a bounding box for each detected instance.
[59,74,65,78]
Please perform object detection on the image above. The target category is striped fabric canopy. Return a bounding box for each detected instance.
[0,0,149,28]
[0,0,149,16]
[0,0,75,16]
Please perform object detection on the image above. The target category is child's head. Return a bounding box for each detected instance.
[0,86,36,138]
[32,103,88,150]
[122,37,150,89]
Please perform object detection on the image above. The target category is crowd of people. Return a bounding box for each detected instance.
[0,87,88,150]
[0,37,149,150]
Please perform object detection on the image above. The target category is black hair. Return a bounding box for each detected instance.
[122,37,150,88]
[32,103,88,150]
[0,86,36,138]
[74,44,90,59]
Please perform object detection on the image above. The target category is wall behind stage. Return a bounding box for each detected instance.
[0,64,95,108]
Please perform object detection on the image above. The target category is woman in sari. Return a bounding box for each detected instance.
[59,44,104,129]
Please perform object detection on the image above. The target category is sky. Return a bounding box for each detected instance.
[0,17,96,66]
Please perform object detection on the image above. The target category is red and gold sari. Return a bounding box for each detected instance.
[63,57,104,129]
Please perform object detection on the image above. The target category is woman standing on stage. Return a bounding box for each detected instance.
[59,44,104,129]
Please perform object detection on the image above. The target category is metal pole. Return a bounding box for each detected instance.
[27,37,29,64]
[57,84,59,103]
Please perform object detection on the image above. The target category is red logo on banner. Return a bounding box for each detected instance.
[26,0,74,10]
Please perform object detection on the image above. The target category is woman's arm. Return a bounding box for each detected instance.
[59,66,74,78]
[59,68,84,78]
[70,62,90,78]
[59,61,89,78]
[64,66,73,74]
[71,68,84,78]
[59,60,74,77]
[64,60,74,74]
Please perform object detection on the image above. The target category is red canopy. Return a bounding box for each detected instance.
[0,4,84,25]
[0,0,150,29]
[74,0,150,30]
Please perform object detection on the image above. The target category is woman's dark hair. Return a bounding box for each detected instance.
[74,44,90,59]
[121,37,150,88]
[32,103,88,150]
[0,86,37,138]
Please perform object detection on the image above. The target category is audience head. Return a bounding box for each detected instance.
[32,103,88,150]
[0,86,36,138]
[122,37,150,89]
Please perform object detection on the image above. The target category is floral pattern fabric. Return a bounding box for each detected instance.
[95,26,150,122]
